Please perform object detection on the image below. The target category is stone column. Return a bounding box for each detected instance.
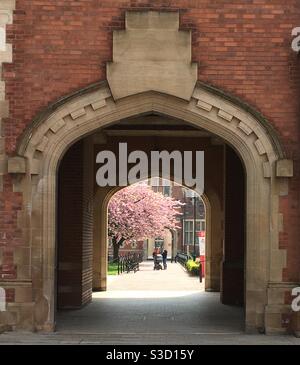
[204,144,224,292]
[93,186,112,291]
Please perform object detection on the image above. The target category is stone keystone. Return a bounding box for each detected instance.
[107,11,198,101]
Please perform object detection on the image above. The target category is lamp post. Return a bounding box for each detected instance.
[183,188,186,253]
[193,194,197,260]
[170,229,175,263]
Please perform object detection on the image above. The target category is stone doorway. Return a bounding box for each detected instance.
[8,81,287,334]
[56,115,246,315]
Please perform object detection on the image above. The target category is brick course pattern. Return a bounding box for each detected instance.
[0,1,299,305]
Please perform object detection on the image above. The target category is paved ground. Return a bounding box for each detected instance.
[102,259,204,292]
[0,261,300,345]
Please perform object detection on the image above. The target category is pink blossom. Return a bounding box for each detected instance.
[108,183,183,244]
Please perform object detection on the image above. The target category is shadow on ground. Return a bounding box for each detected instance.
[56,292,244,335]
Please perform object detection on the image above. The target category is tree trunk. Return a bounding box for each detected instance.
[112,237,119,261]
[112,237,126,260]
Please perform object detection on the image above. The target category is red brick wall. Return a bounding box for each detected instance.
[1,1,300,284]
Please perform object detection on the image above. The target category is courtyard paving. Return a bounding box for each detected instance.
[0,261,299,345]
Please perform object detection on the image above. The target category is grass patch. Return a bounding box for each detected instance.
[108,262,119,276]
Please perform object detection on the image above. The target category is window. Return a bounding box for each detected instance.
[183,219,205,245]
[150,178,172,196]
[184,221,194,245]
[196,220,205,232]
[162,185,171,196]
[150,177,160,191]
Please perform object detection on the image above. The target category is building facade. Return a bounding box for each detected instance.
[0,1,299,335]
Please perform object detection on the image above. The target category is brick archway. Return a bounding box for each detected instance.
[8,81,291,333]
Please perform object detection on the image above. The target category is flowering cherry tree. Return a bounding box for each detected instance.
[108,183,183,259]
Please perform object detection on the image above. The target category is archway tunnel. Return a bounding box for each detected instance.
[56,113,246,330]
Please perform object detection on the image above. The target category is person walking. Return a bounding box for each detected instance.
[162,249,168,270]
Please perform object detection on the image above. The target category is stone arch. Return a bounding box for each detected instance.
[8,81,291,333]
[201,189,222,292]
[92,178,211,293]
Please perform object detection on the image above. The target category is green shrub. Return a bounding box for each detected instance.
[186,259,200,276]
